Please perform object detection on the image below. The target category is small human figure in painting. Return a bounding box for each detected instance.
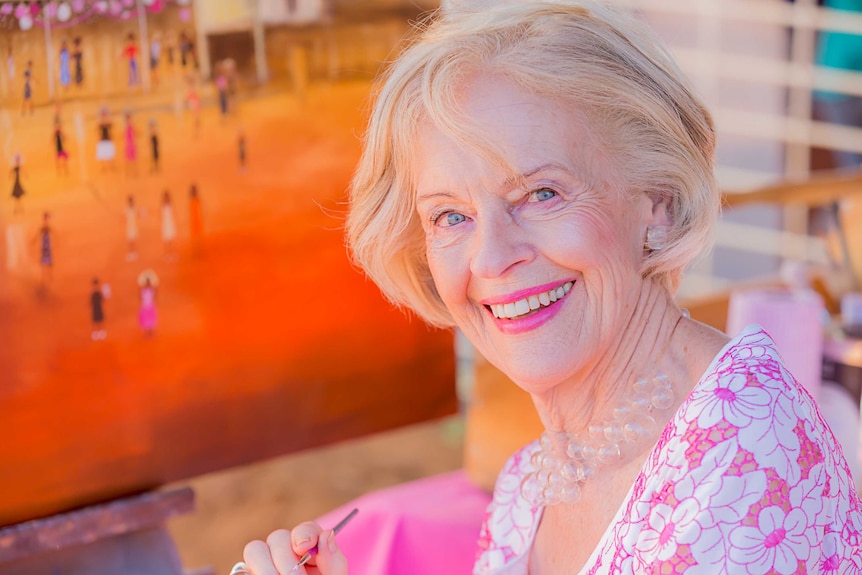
[238,127,247,171]
[189,183,203,242]
[5,217,25,273]
[225,58,238,109]
[149,32,162,88]
[5,47,14,87]
[90,277,107,340]
[58,39,71,93]
[96,106,116,171]
[165,31,176,67]
[54,117,69,175]
[124,112,137,176]
[215,65,229,122]
[137,269,158,337]
[72,37,84,87]
[125,194,140,261]
[10,153,25,214]
[37,211,53,285]
[186,77,201,137]
[123,32,140,88]
[148,118,160,173]
[161,189,177,258]
[22,60,34,116]
[179,30,195,69]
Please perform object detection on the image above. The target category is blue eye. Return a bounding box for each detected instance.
[530,188,557,202]
[434,211,467,227]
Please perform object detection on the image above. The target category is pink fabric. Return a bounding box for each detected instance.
[476,325,862,574]
[316,470,491,575]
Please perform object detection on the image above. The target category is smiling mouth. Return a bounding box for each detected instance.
[486,281,574,320]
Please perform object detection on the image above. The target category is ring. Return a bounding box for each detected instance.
[230,561,252,575]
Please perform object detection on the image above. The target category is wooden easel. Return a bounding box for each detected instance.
[0,487,213,575]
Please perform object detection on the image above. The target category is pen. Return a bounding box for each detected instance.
[292,508,359,571]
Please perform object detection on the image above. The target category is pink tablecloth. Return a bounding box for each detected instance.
[315,470,492,575]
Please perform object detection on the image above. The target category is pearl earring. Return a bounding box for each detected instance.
[644,226,668,251]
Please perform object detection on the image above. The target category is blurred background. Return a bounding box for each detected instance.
[1,0,861,574]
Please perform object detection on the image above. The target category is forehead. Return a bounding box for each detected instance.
[413,75,606,191]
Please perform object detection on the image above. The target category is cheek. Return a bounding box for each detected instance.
[426,244,468,307]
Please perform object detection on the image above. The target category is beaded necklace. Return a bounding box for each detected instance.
[520,314,685,507]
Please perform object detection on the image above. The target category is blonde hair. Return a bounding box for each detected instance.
[347,0,719,327]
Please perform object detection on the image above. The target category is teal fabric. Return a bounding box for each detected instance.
[816,0,862,99]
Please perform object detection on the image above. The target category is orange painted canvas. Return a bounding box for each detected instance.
[0,0,453,527]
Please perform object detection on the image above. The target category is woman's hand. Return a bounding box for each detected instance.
[242,521,348,575]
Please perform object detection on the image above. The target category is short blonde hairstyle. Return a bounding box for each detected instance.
[347,0,719,328]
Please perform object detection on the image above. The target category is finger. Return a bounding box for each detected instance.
[243,539,279,575]
[313,530,349,575]
[290,521,324,556]
[266,529,301,575]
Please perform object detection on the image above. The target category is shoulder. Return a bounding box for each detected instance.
[615,326,862,573]
[474,441,542,574]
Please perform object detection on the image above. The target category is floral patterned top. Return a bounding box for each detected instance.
[474,325,862,574]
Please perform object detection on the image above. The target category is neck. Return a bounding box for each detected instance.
[531,278,683,437]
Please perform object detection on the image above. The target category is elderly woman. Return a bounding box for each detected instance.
[241,1,862,573]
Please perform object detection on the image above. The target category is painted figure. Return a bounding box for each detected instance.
[72,37,84,86]
[186,78,201,136]
[5,219,25,273]
[238,128,247,171]
[124,112,137,176]
[22,60,33,116]
[123,33,140,88]
[149,32,162,87]
[179,30,195,69]
[54,118,69,175]
[216,67,229,120]
[164,31,176,66]
[189,183,203,240]
[59,40,71,90]
[125,194,139,261]
[95,107,116,169]
[10,154,25,214]
[149,118,160,173]
[38,211,52,284]
[90,277,106,340]
[5,47,14,85]
[137,270,158,336]
[161,189,176,256]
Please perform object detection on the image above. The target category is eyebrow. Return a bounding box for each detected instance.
[503,162,573,190]
[415,162,574,201]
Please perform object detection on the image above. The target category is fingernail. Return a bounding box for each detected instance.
[296,535,310,548]
[328,530,338,553]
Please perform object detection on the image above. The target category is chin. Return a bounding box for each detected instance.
[493,357,570,394]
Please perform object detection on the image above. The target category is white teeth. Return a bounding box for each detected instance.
[488,281,575,320]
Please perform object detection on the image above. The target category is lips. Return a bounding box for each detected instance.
[486,281,574,320]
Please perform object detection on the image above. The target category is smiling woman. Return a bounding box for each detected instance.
[239,2,862,574]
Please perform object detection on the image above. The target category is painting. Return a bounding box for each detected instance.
[0,0,453,528]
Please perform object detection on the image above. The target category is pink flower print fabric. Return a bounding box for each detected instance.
[474,325,862,574]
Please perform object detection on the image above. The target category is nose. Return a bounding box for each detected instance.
[469,210,534,279]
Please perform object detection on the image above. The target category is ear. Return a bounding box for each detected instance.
[634,192,671,227]
[646,192,672,227]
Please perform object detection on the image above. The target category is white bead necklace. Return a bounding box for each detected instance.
[520,373,675,507]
